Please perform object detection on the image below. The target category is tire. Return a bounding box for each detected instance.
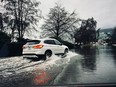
[63,49,68,56]
[44,50,52,60]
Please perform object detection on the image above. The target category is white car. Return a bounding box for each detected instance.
[23,38,69,60]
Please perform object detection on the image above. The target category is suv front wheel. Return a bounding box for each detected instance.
[61,49,68,58]
[64,49,68,56]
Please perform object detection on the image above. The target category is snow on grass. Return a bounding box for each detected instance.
[0,51,79,77]
[0,56,32,77]
[15,60,44,74]
[0,57,29,71]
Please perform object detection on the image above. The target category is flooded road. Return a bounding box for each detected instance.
[0,45,116,87]
[53,45,116,85]
[0,52,78,87]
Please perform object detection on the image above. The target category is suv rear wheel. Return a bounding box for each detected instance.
[44,50,52,60]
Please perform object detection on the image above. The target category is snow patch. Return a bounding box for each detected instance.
[0,51,79,77]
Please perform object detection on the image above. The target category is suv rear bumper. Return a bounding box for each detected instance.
[23,50,45,55]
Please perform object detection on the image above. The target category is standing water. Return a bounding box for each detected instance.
[53,45,116,85]
[75,45,116,83]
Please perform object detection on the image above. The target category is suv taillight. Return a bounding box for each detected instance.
[33,45,44,49]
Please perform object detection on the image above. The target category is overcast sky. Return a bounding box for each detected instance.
[38,0,116,29]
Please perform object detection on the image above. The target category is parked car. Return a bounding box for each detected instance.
[22,38,69,60]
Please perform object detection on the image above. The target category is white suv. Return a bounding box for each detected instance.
[23,38,69,60]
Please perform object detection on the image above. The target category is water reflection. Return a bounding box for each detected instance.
[75,45,116,72]
[111,46,116,65]
[73,45,116,83]
[75,47,97,72]
[98,45,116,67]
[51,45,116,84]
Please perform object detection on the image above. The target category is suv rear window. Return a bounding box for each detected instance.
[44,40,56,45]
[26,40,41,45]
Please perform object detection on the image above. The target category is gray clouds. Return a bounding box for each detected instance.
[39,0,116,29]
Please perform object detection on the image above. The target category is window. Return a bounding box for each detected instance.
[26,40,41,45]
[55,40,62,45]
[44,40,56,45]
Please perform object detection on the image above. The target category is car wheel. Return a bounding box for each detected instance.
[44,50,52,60]
[63,49,68,57]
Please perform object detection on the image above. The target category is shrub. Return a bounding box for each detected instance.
[0,31,11,49]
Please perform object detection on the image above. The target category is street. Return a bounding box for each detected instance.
[0,46,116,87]
[52,45,116,85]
[0,51,78,87]
[0,0,116,86]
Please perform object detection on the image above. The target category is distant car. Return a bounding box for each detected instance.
[22,38,69,60]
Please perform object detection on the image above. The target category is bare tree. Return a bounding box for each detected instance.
[41,4,79,40]
[2,0,41,39]
[0,13,3,31]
